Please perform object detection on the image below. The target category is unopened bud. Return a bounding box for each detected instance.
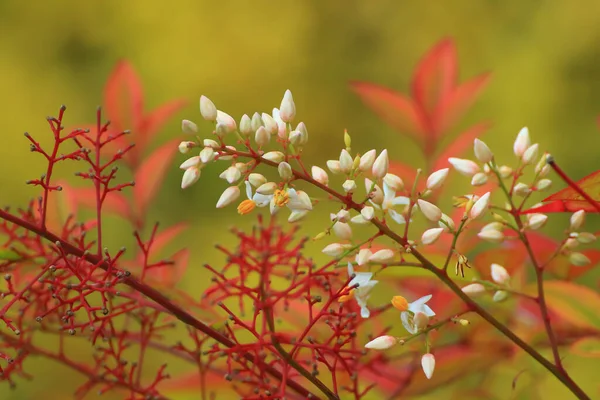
[311,166,329,185]
[365,335,398,350]
[359,150,376,172]
[279,89,296,123]
[199,95,217,121]
[569,252,591,266]
[473,138,493,163]
[372,149,389,179]
[239,114,252,136]
[426,168,449,190]
[182,119,198,134]
[448,157,480,177]
[513,127,531,157]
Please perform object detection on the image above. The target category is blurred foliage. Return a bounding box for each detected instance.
[2,0,600,399]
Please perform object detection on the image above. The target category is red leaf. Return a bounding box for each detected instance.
[137,100,187,152]
[104,61,144,134]
[350,81,427,144]
[149,223,189,257]
[540,169,600,212]
[411,39,457,118]
[433,73,491,134]
[133,139,180,219]
[431,122,491,172]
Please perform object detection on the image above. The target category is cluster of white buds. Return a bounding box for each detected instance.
[562,210,595,266]
[462,263,511,302]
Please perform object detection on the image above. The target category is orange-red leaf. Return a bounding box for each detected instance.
[148,223,189,257]
[433,73,491,135]
[350,81,427,144]
[137,100,187,152]
[133,139,180,218]
[411,39,457,117]
[538,169,600,213]
[104,61,144,134]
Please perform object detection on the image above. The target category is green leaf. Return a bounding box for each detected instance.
[527,281,600,331]
[0,249,21,261]
[570,337,600,358]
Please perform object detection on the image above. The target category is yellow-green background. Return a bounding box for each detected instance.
[2,1,600,399]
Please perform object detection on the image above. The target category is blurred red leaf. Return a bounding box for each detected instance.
[570,337,600,357]
[105,61,144,134]
[148,222,189,257]
[151,248,190,287]
[434,74,491,134]
[412,39,457,117]
[133,139,180,219]
[137,100,187,153]
[350,81,427,144]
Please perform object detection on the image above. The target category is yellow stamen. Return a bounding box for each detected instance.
[391,295,408,311]
[273,189,290,207]
[237,199,256,215]
[338,289,355,303]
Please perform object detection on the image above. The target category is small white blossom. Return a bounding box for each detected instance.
[256,182,277,195]
[181,167,200,189]
[365,178,384,205]
[356,248,373,266]
[216,186,241,208]
[359,149,377,172]
[288,210,309,223]
[271,108,287,139]
[248,173,267,188]
[278,162,293,180]
[421,354,435,380]
[182,119,198,134]
[322,243,352,257]
[417,199,442,222]
[462,283,486,297]
[535,179,552,191]
[421,227,444,245]
[219,166,242,184]
[342,179,357,193]
[478,229,505,243]
[369,249,395,263]
[345,263,378,318]
[327,160,342,174]
[372,149,389,179]
[261,113,278,135]
[514,183,531,196]
[216,110,237,134]
[384,173,404,192]
[469,192,491,220]
[262,151,285,163]
[491,263,510,285]
[426,168,449,190]
[381,183,410,225]
[493,290,509,302]
[178,141,195,154]
[332,222,352,240]
[365,335,398,350]
[471,172,488,186]
[199,146,216,163]
[339,149,353,174]
[180,156,200,170]
[448,157,480,177]
[311,166,329,185]
[239,114,252,136]
[499,165,513,179]
[522,143,539,165]
[361,206,375,221]
[570,210,586,231]
[527,213,548,230]
[513,127,531,157]
[279,89,296,123]
[473,138,493,163]
[199,96,217,121]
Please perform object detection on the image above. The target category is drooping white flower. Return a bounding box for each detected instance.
[421,228,444,245]
[381,183,410,225]
[570,210,586,231]
[421,353,436,380]
[181,167,200,189]
[332,221,352,240]
[342,263,378,318]
[182,119,198,134]
[527,213,548,230]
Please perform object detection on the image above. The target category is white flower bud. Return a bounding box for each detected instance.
[359,149,377,172]
[311,166,329,185]
[356,248,373,266]
[216,145,236,160]
[271,108,287,139]
[563,238,579,250]
[279,89,296,123]
[288,210,309,223]
[332,222,352,240]
[262,151,285,163]
[180,156,200,170]
[535,179,552,191]
[417,199,442,222]
[216,186,240,208]
[181,167,200,189]
[216,110,237,133]
[247,173,267,188]
[478,229,505,243]
[239,114,253,136]
[260,113,278,135]
[365,178,384,205]
[342,179,357,193]
[448,157,480,177]
[219,166,241,184]
[576,232,596,244]
[513,127,531,157]
[199,95,217,121]
[471,172,488,186]
[421,353,435,380]
[369,249,395,263]
[339,149,353,174]
[491,263,510,285]
[322,243,352,257]
[421,227,444,245]
[372,149,389,179]
[499,165,513,179]
[361,206,375,221]
[365,335,398,350]
[251,112,263,131]
[462,283,486,297]
[513,183,531,196]
[178,141,195,154]
[473,138,493,163]
[327,160,342,174]
[182,119,198,134]
[383,173,404,192]
[439,213,455,232]
[351,214,369,224]
[203,139,219,148]
[278,162,293,180]
[197,147,213,163]
[493,290,509,303]
[527,213,548,230]
[522,143,539,165]
[256,182,277,195]
[469,192,491,220]
[215,123,228,137]
[255,126,270,147]
[570,210,586,231]
[332,209,351,223]
[426,168,449,190]
[481,222,503,232]
[569,252,591,266]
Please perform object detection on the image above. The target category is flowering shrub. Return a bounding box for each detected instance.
[1,40,599,399]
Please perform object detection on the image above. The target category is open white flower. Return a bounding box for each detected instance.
[392,294,435,334]
[377,182,410,224]
[340,263,378,318]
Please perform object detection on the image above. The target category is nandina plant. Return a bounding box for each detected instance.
[1,40,599,400]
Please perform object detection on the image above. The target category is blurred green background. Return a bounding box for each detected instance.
[2,0,600,399]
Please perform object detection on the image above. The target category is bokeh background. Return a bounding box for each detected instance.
[2,1,600,399]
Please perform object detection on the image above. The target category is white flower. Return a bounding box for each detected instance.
[491,263,510,285]
[344,263,378,318]
[356,248,373,266]
[361,206,374,221]
[448,157,480,177]
[239,114,252,136]
[407,295,435,317]
[461,283,486,297]
[261,113,278,135]
[426,168,449,190]
[199,96,217,121]
[369,249,395,263]
[421,354,435,380]
[339,149,353,174]
[279,89,296,123]
[271,108,287,139]
[327,160,342,174]
[262,151,285,163]
[372,149,389,179]
[535,179,552,191]
[332,209,351,223]
[493,290,508,302]
[216,186,241,208]
[342,179,357,193]
[473,138,493,163]
[219,166,242,184]
[179,156,200,170]
[469,192,491,220]
[421,228,444,245]
[417,199,442,222]
[365,178,384,205]
[199,146,216,163]
[514,183,531,196]
[478,229,505,243]
[322,243,352,257]
[381,183,410,224]
[248,173,267,188]
[513,127,531,157]
[311,166,329,185]
[181,167,200,189]
[383,173,404,192]
[332,222,352,240]
[471,172,488,186]
[216,110,237,134]
[178,141,195,154]
[278,162,293,180]
[288,210,309,223]
[365,335,398,350]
